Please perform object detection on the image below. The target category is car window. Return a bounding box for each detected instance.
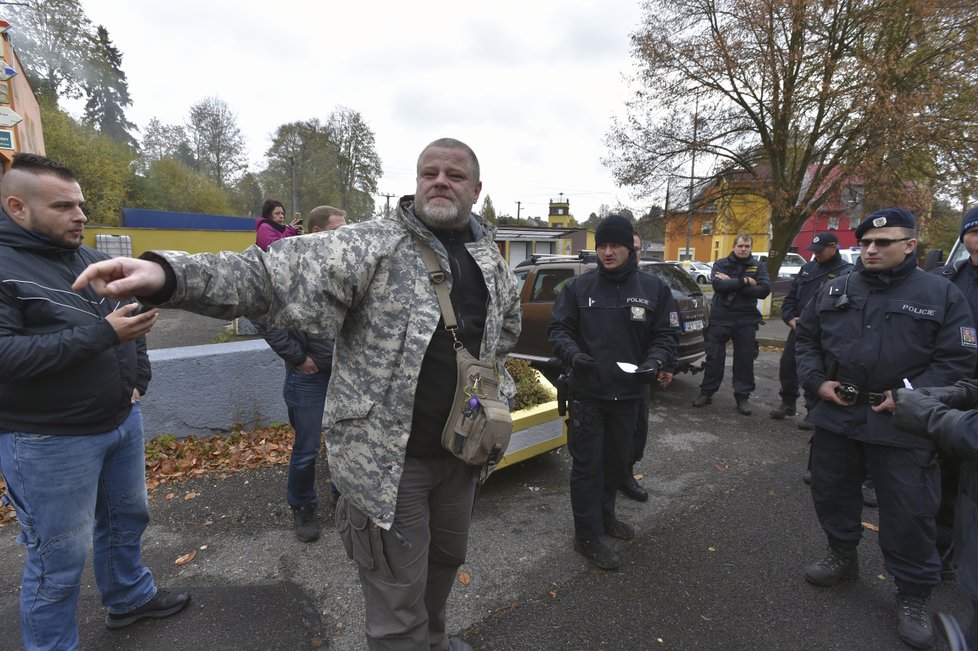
[642,263,702,298]
[783,253,806,266]
[530,269,574,302]
[514,269,528,297]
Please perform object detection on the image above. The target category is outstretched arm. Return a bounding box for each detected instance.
[72,257,167,300]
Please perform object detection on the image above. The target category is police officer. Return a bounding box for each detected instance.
[930,204,978,579]
[894,378,978,650]
[770,232,852,424]
[795,207,977,649]
[549,215,679,570]
[693,234,770,415]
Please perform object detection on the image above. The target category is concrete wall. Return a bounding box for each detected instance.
[142,340,288,438]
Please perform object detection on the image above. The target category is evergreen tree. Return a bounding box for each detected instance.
[83,26,137,149]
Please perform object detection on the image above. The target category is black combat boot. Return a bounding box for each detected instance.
[804,547,859,586]
[692,393,712,407]
[896,593,933,649]
[620,466,649,502]
[735,397,752,416]
[574,538,620,570]
[769,400,796,419]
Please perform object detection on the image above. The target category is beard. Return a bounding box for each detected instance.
[416,198,469,230]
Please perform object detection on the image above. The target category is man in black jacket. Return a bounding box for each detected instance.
[262,205,346,542]
[929,204,978,579]
[693,234,770,415]
[0,154,189,650]
[894,379,978,650]
[795,207,976,649]
[770,232,853,424]
[549,215,679,570]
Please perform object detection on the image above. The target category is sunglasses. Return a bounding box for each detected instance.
[858,237,910,248]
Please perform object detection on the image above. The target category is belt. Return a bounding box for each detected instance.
[835,383,885,407]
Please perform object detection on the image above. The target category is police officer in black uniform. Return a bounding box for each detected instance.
[549,215,679,570]
[693,234,770,415]
[930,204,978,581]
[770,232,852,423]
[894,376,978,650]
[795,207,977,649]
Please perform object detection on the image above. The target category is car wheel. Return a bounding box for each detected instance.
[696,275,707,284]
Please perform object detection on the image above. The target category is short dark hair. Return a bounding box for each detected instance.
[418,138,480,182]
[261,199,284,220]
[11,153,77,183]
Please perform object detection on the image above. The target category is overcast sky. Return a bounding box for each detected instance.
[69,0,648,221]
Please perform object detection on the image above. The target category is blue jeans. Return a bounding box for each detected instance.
[284,368,329,509]
[0,405,156,651]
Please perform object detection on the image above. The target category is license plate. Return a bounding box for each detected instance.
[683,319,704,333]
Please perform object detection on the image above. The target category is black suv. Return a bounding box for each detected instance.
[511,253,708,374]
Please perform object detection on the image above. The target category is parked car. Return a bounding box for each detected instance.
[753,251,807,279]
[676,260,714,284]
[511,253,708,377]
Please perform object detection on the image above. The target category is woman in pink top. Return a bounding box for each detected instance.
[256,199,302,251]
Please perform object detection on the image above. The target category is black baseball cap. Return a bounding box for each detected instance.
[806,232,839,252]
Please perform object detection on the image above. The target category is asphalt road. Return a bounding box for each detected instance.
[0,352,970,650]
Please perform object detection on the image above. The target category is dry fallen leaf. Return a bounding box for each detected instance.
[714,464,728,472]
[457,570,471,586]
[549,590,558,598]
[164,493,176,501]
[862,521,879,532]
[174,549,197,565]
[633,473,645,481]
[184,491,198,501]
[700,614,714,621]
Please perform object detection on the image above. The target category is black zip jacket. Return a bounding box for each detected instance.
[796,255,976,448]
[709,252,771,324]
[549,259,679,401]
[780,252,853,324]
[260,327,335,373]
[0,210,150,435]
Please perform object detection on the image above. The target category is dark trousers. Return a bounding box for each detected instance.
[567,397,639,541]
[338,456,479,651]
[631,388,651,465]
[778,328,800,403]
[811,427,941,597]
[937,449,961,558]
[700,322,758,399]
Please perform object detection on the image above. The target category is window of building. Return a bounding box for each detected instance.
[701,221,713,236]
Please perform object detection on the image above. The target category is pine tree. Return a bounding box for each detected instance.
[83,26,137,148]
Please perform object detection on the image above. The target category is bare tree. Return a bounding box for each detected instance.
[606,0,978,273]
[186,97,247,189]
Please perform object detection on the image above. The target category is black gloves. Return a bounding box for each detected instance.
[572,352,598,373]
[918,380,978,409]
[637,359,661,373]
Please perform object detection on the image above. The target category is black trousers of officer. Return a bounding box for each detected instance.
[631,387,651,465]
[811,427,941,597]
[778,328,801,403]
[700,321,758,399]
[567,396,639,542]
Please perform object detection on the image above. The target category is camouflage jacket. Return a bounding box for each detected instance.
[149,196,522,528]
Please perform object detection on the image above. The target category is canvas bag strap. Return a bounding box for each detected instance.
[418,240,460,338]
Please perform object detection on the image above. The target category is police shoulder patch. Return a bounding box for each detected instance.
[961,326,977,349]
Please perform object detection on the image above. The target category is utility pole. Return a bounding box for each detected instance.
[516,201,522,221]
[685,97,699,262]
[289,155,298,217]
[380,193,396,219]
